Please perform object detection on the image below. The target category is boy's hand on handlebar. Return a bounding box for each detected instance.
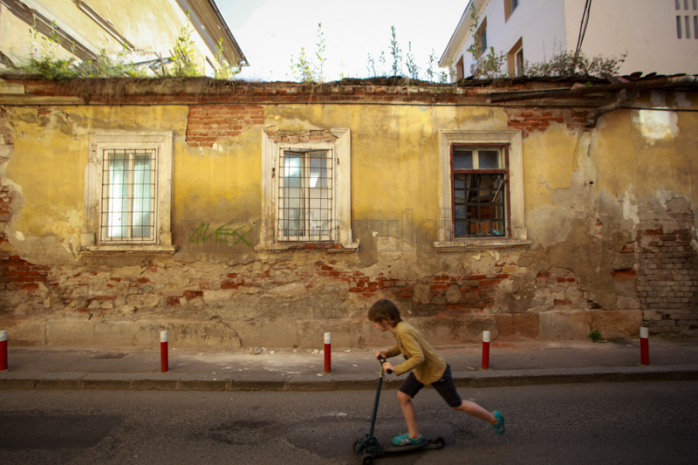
[382,361,395,373]
[375,351,386,360]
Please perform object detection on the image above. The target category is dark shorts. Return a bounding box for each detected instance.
[398,364,462,408]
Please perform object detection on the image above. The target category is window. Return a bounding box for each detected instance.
[437,130,528,249]
[260,129,357,251]
[479,22,488,54]
[516,48,524,75]
[101,149,156,242]
[507,38,524,76]
[504,0,519,21]
[278,149,333,241]
[82,132,175,253]
[456,56,465,80]
[452,147,508,238]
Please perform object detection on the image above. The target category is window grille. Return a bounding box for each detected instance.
[100,148,157,242]
[278,149,334,241]
[452,146,508,238]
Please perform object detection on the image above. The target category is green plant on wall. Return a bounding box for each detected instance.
[170,16,200,77]
[589,329,603,343]
[389,25,402,76]
[20,16,77,80]
[213,38,241,80]
[405,42,419,80]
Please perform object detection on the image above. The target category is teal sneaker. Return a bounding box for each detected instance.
[392,433,423,446]
[492,411,505,436]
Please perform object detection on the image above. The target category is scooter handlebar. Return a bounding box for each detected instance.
[377,355,394,374]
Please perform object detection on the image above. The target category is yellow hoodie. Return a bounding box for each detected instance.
[384,321,447,385]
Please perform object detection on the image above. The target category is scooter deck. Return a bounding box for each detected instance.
[382,437,445,455]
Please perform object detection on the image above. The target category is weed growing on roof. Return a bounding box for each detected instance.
[170,17,199,78]
[389,26,402,76]
[213,38,241,80]
[10,10,242,81]
[524,51,627,78]
[289,23,327,83]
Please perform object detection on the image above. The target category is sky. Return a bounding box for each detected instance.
[216,0,468,82]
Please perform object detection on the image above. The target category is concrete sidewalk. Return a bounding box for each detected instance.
[1,339,697,392]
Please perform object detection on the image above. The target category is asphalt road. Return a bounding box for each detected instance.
[1,381,697,465]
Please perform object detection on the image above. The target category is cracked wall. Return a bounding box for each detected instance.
[0,84,696,348]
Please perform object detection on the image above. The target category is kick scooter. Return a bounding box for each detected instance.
[353,356,444,464]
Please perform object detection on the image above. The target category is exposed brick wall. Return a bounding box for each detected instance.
[0,255,49,292]
[504,108,589,137]
[637,225,698,335]
[186,104,264,147]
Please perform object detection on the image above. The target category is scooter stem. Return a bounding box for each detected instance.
[368,367,384,438]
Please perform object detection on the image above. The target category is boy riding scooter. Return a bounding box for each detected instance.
[369,299,505,446]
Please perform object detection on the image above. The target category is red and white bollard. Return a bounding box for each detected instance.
[482,330,491,370]
[324,332,331,373]
[160,330,169,373]
[0,330,7,372]
[640,326,649,366]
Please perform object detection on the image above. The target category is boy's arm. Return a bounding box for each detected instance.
[391,333,424,376]
[384,344,401,358]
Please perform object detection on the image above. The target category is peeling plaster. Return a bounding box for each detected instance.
[631,109,679,144]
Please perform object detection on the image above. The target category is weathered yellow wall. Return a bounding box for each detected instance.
[5,99,698,257]
[1,87,697,348]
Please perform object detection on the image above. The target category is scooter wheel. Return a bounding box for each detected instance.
[433,437,445,449]
[361,453,373,465]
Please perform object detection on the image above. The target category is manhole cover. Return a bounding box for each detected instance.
[90,352,128,359]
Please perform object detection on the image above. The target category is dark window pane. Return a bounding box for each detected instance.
[453,150,473,169]
[479,150,499,169]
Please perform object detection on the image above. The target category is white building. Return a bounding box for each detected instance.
[440,0,698,79]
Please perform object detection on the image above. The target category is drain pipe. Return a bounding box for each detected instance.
[586,89,627,127]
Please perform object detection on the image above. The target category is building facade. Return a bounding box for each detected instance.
[0,0,247,74]
[0,75,696,349]
[440,0,698,79]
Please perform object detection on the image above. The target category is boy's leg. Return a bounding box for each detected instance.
[397,373,424,441]
[453,400,497,425]
[432,365,497,425]
[397,391,420,439]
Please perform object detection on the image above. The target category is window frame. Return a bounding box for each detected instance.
[450,144,511,239]
[437,130,528,249]
[260,128,357,251]
[82,132,176,254]
[277,148,335,243]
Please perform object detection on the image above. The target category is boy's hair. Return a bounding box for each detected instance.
[368,299,403,325]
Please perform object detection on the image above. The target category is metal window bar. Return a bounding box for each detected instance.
[452,147,508,239]
[277,150,334,242]
[100,149,157,243]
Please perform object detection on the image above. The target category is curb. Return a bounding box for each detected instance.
[1,365,697,392]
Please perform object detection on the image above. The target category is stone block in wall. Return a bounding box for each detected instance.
[296,318,362,349]
[413,284,431,304]
[412,315,498,344]
[538,310,590,340]
[231,319,298,348]
[453,316,498,343]
[494,314,513,341]
[46,320,94,345]
[0,319,46,345]
[513,313,540,341]
[172,321,242,349]
[93,321,136,346]
[589,310,642,340]
[135,320,242,349]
